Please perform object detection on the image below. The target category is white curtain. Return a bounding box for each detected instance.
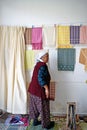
[0,26,27,114]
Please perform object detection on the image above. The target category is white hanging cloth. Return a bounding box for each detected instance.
[42,25,56,48]
[0,26,27,114]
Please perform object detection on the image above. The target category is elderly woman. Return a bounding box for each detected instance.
[28,50,54,129]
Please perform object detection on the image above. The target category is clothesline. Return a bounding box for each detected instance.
[26,22,87,27]
[0,22,87,28]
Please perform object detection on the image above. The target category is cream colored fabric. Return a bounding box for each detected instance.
[0,26,27,114]
[43,25,55,47]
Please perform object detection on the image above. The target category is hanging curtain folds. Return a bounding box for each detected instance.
[0,26,27,114]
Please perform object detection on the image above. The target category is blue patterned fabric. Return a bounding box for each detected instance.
[38,65,50,87]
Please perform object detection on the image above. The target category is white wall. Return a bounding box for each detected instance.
[49,48,87,115]
[0,0,87,115]
[0,0,87,26]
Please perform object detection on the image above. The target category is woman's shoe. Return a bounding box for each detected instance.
[33,119,41,126]
[45,121,55,129]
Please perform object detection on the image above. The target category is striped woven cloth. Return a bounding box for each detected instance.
[70,26,80,44]
[24,28,32,45]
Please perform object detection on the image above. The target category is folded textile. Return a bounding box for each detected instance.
[10,116,20,123]
[5,115,29,126]
[58,44,73,48]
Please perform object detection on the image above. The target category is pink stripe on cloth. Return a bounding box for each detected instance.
[32,43,42,50]
[49,81,55,101]
[32,27,43,50]
[80,26,87,44]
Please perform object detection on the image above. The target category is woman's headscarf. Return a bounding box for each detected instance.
[36,50,49,62]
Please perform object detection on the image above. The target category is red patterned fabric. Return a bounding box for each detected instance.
[49,82,55,101]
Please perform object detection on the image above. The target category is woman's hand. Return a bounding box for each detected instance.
[44,85,49,98]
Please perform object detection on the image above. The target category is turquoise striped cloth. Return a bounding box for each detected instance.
[57,48,76,71]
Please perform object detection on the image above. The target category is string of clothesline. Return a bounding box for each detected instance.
[0,22,87,28]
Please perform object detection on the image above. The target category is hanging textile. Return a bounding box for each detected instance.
[25,50,34,70]
[70,26,80,44]
[80,26,87,44]
[0,26,7,110]
[57,48,76,71]
[32,27,42,50]
[79,48,87,71]
[24,28,32,45]
[56,25,72,48]
[43,25,55,48]
[0,26,27,114]
[49,81,55,101]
